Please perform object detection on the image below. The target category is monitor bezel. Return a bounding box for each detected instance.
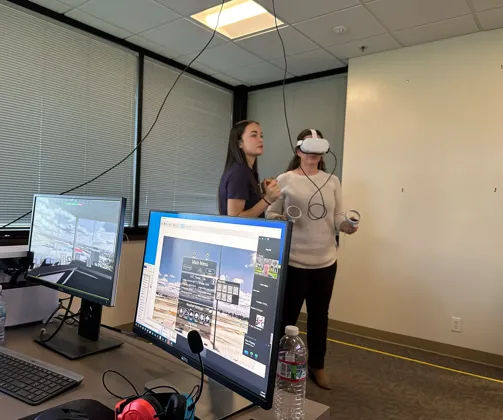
[133,210,292,410]
[26,194,126,307]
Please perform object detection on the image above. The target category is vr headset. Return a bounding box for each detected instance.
[296,129,330,155]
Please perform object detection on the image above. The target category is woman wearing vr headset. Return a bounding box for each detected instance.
[218,120,280,217]
[266,128,357,390]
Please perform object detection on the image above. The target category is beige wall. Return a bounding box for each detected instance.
[65,241,145,327]
[335,28,503,356]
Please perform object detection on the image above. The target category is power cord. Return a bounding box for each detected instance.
[102,369,140,400]
[271,0,338,221]
[0,0,226,231]
[39,295,74,344]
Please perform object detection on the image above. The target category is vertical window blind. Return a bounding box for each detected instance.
[0,3,138,228]
[139,58,233,225]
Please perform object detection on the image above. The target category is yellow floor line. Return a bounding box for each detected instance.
[298,330,503,385]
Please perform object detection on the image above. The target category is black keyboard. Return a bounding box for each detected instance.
[0,346,83,405]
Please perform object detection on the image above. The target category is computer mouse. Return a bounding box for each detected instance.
[34,407,89,420]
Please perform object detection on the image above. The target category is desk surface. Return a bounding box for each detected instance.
[3,325,330,420]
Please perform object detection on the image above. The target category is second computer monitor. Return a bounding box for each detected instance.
[27,194,126,307]
[134,212,291,410]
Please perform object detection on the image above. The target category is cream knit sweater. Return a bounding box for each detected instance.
[266,171,345,269]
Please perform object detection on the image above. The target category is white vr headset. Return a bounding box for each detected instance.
[296,129,330,155]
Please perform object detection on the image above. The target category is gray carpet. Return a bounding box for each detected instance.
[299,321,503,420]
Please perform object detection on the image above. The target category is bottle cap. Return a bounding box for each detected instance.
[285,326,299,336]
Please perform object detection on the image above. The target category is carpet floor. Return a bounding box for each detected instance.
[298,320,503,420]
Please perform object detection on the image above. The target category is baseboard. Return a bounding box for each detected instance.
[297,314,503,369]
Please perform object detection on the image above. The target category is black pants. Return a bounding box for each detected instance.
[280,262,337,370]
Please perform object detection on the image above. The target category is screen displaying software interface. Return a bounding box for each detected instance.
[135,212,288,399]
[28,196,123,305]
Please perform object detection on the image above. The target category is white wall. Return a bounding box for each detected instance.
[247,75,347,180]
[337,28,503,356]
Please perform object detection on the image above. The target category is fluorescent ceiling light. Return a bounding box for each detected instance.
[191,0,284,40]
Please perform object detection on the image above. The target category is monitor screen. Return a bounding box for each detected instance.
[27,195,126,307]
[133,212,291,409]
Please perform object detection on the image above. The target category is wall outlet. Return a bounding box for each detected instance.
[451,317,462,333]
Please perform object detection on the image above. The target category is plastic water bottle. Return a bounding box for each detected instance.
[274,326,307,420]
[0,285,6,345]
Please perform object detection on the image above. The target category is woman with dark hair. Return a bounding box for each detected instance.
[218,120,280,217]
[266,128,357,390]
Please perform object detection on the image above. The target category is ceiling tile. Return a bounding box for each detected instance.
[471,0,503,12]
[294,6,386,47]
[154,0,225,16]
[477,6,503,29]
[365,0,471,32]
[394,15,478,46]
[327,33,400,59]
[223,61,289,85]
[211,73,246,86]
[29,0,72,13]
[59,0,89,6]
[127,35,180,58]
[178,42,264,73]
[66,9,133,38]
[235,27,318,61]
[79,0,181,34]
[270,49,345,76]
[140,19,227,57]
[256,0,360,24]
[175,54,220,75]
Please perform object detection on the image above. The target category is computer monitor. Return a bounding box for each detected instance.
[133,211,292,417]
[27,194,126,360]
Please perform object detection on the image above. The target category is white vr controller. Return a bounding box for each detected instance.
[296,129,330,154]
[345,209,361,227]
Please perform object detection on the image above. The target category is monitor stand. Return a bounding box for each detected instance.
[145,368,254,420]
[34,299,123,360]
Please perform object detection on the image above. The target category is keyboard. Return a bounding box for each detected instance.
[0,346,83,405]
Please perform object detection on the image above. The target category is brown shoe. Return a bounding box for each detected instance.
[309,368,332,390]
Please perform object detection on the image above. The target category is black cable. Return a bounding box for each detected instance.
[101,323,136,337]
[102,369,140,400]
[143,385,179,395]
[0,0,226,231]
[193,353,204,404]
[271,0,337,221]
[39,296,73,344]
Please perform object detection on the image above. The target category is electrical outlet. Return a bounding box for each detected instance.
[451,317,462,333]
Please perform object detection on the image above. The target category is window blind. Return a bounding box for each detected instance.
[139,58,233,225]
[0,3,138,228]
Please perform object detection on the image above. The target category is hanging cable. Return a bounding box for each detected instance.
[271,0,338,221]
[0,0,226,230]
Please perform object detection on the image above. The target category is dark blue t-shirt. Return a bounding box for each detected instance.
[218,163,263,217]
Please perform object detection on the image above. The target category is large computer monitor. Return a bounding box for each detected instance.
[133,211,292,416]
[27,194,126,359]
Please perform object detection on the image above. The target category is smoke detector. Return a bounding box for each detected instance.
[333,26,347,34]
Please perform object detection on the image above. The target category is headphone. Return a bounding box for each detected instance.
[115,390,194,420]
[114,330,204,420]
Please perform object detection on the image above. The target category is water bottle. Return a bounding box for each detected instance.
[274,326,307,420]
[0,285,6,345]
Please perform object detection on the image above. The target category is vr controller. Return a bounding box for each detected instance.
[296,129,330,155]
[345,210,361,227]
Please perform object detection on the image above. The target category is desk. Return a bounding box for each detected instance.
[3,325,330,420]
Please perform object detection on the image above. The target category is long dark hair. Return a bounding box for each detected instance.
[286,128,326,172]
[219,120,262,214]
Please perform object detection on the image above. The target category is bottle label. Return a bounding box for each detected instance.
[277,357,307,382]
